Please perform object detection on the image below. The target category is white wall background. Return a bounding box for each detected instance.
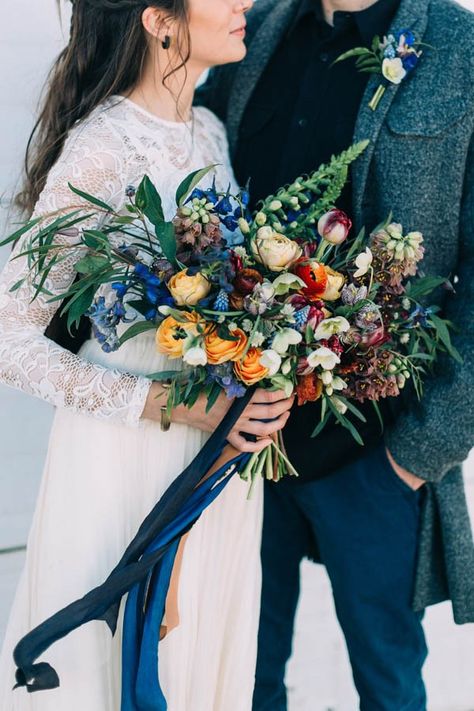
[1,2,474,710]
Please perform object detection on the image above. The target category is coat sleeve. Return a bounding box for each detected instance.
[385,134,474,482]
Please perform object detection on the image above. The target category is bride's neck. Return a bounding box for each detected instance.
[321,0,380,25]
[127,62,203,124]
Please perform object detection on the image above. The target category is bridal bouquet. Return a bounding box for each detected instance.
[3,141,459,484]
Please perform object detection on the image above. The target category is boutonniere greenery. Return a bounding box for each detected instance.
[333,29,423,111]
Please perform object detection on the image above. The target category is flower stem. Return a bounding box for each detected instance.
[368,84,386,111]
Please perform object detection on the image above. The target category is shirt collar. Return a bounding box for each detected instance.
[290,0,401,46]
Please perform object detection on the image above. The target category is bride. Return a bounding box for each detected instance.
[0,0,295,708]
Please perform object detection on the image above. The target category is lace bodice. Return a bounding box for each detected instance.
[0,97,237,426]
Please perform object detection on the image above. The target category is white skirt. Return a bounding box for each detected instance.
[0,330,263,710]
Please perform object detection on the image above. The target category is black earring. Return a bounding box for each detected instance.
[162,35,171,50]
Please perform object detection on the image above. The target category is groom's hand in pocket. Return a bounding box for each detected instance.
[385,448,426,491]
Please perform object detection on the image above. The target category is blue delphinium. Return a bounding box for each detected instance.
[406,305,435,329]
[87,296,122,353]
[206,363,246,399]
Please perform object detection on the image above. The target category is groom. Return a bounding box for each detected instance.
[198,0,474,708]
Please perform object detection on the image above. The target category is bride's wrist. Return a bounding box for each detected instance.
[140,381,169,422]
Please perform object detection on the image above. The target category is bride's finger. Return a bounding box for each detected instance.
[238,411,290,437]
[227,431,272,453]
[250,388,288,404]
[245,397,294,420]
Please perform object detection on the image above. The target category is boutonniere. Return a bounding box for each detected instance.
[333,29,423,111]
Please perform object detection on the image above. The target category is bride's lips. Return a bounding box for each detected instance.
[230,24,246,39]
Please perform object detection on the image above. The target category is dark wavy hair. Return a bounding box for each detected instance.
[16,0,190,216]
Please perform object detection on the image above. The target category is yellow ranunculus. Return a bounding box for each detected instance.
[205,328,248,365]
[155,311,203,359]
[320,266,345,301]
[234,347,269,386]
[251,228,302,272]
[168,269,211,306]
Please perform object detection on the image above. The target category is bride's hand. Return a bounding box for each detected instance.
[142,384,294,453]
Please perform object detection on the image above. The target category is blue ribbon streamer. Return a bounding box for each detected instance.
[121,460,248,710]
[12,389,255,696]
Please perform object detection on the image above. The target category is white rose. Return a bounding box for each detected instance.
[382,57,407,85]
[183,346,208,366]
[259,349,282,376]
[307,346,340,371]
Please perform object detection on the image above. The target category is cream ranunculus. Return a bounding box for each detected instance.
[168,269,211,306]
[251,228,302,273]
[382,57,407,84]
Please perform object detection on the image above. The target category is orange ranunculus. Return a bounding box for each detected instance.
[234,347,269,386]
[296,372,323,406]
[205,328,248,365]
[155,311,203,359]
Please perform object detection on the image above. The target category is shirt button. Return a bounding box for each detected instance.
[298,118,308,128]
[320,52,329,63]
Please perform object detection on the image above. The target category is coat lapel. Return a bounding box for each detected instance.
[352,0,431,228]
[227,0,301,154]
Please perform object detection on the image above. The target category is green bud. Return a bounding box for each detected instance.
[269,200,282,211]
[255,212,267,226]
[191,211,199,221]
[202,214,210,224]
[180,206,192,217]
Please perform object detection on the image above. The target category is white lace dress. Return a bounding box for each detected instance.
[0,97,263,711]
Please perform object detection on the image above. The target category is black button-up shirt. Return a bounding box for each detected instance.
[234,0,401,480]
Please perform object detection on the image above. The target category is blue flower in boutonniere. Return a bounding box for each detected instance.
[333,29,424,111]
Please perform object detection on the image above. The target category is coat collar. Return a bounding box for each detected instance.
[352,0,431,229]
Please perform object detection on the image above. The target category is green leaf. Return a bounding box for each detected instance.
[68,183,114,212]
[146,369,182,381]
[359,67,384,74]
[75,255,110,274]
[119,320,157,345]
[82,230,110,251]
[331,47,372,65]
[155,221,177,263]
[136,175,164,224]
[405,276,448,300]
[311,410,330,438]
[327,399,365,446]
[175,165,217,207]
[66,286,97,331]
[428,314,463,363]
[0,217,42,247]
[205,382,222,413]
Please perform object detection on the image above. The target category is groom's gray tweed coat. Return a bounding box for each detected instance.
[198,0,474,623]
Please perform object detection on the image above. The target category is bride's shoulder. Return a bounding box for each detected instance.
[59,99,133,171]
[194,105,229,148]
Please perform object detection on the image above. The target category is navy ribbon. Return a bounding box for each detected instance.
[13,389,254,697]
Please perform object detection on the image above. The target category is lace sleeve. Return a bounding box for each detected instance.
[0,117,152,426]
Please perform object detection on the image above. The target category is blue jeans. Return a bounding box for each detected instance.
[253,443,428,711]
